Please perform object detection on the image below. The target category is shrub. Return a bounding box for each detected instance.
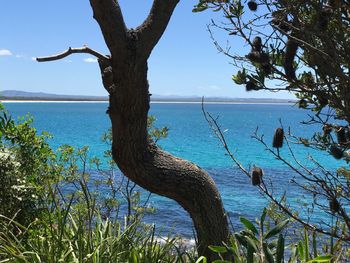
[0,104,55,225]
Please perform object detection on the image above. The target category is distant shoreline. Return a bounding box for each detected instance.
[0,91,296,105]
[1,99,296,105]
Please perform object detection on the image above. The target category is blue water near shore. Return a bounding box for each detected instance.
[3,102,345,237]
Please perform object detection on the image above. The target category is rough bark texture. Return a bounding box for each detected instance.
[90,0,230,259]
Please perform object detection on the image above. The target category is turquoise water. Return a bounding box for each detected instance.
[3,102,344,236]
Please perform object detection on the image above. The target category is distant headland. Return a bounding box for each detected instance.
[0,90,296,104]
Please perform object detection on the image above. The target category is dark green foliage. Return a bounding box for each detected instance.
[318,7,333,30]
[246,81,259,91]
[194,0,350,260]
[203,208,334,262]
[0,104,55,226]
[0,105,195,262]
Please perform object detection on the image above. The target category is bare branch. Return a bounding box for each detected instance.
[36,46,109,62]
[201,98,346,240]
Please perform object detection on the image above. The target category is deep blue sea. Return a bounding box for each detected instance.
[3,102,345,237]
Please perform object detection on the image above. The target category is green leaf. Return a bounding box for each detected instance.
[304,228,310,262]
[264,219,289,239]
[234,233,247,248]
[275,234,284,263]
[232,69,246,85]
[208,245,227,253]
[307,255,333,262]
[192,4,208,12]
[245,236,259,252]
[212,261,231,263]
[312,231,318,258]
[195,256,207,263]
[247,243,254,263]
[261,208,267,224]
[240,217,258,235]
[298,241,305,261]
[263,242,275,263]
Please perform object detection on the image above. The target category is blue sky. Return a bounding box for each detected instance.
[0,0,294,99]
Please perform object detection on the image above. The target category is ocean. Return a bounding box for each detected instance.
[3,102,344,237]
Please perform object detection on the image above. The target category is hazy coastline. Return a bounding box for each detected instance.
[0,90,296,105]
[1,100,295,105]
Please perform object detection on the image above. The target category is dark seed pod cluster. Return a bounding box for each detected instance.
[336,126,350,146]
[252,166,263,186]
[273,128,284,148]
[330,145,343,159]
[245,81,259,91]
[337,127,347,144]
[248,1,257,11]
[262,64,272,75]
[246,50,269,64]
[246,36,271,76]
[329,198,340,214]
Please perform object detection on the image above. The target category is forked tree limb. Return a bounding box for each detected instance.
[136,0,180,58]
[89,0,128,57]
[36,46,109,62]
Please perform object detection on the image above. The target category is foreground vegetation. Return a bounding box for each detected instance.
[0,103,345,262]
[2,1,350,260]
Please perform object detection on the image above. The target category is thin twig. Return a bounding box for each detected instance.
[36,46,109,62]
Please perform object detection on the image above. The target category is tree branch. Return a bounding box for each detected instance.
[136,0,180,58]
[200,98,345,240]
[89,0,128,56]
[36,46,109,62]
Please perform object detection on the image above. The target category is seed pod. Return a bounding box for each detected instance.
[246,51,269,64]
[247,1,257,11]
[252,166,263,186]
[329,198,340,214]
[245,81,259,91]
[330,145,343,159]
[346,129,350,145]
[317,95,328,108]
[273,128,284,148]
[337,127,347,144]
[298,99,308,109]
[252,36,262,52]
[322,124,332,136]
[262,63,272,75]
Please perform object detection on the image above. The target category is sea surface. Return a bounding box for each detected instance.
[3,102,346,237]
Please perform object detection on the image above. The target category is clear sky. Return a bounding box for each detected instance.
[0,0,294,99]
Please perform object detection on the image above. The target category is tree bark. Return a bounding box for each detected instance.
[90,0,230,259]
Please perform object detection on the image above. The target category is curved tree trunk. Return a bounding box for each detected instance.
[90,0,230,259]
